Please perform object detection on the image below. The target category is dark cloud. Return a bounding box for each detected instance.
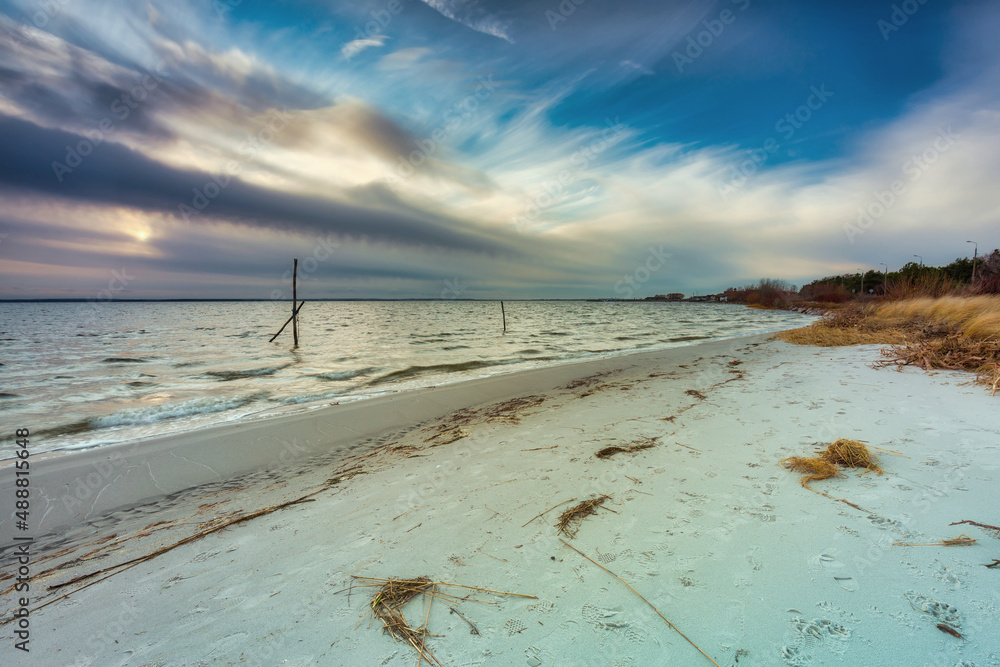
[0,114,520,256]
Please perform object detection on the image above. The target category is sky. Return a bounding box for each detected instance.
[0,0,998,300]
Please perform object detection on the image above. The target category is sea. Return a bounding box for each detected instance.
[0,300,812,458]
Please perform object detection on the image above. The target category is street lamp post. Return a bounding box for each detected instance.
[860,268,864,295]
[913,254,923,267]
[880,262,888,284]
[967,241,978,284]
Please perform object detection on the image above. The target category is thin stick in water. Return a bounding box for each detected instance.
[501,300,506,333]
[292,258,299,346]
[269,302,306,342]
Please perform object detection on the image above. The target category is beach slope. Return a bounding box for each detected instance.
[2,336,999,666]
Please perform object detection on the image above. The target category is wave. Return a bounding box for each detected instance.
[313,367,380,382]
[665,335,710,343]
[203,364,289,381]
[32,394,268,441]
[367,359,519,386]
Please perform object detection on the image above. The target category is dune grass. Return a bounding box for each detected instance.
[776,295,1000,394]
[873,296,1000,340]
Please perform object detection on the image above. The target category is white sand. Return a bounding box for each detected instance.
[2,335,999,666]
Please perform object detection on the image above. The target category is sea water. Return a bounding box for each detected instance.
[0,300,811,457]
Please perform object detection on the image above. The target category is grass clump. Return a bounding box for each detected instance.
[556,495,611,538]
[781,456,842,488]
[820,439,883,474]
[781,439,883,488]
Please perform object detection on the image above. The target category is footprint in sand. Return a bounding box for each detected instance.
[904,590,962,628]
[745,547,763,572]
[527,599,557,614]
[582,603,626,629]
[504,617,527,636]
[524,645,553,666]
[781,616,850,666]
[811,552,859,592]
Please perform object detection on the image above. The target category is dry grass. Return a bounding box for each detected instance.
[776,302,908,347]
[893,534,978,547]
[368,576,440,665]
[781,456,842,488]
[556,495,611,538]
[353,576,537,665]
[819,439,883,474]
[777,296,1000,394]
[873,295,1000,339]
[777,324,907,347]
[782,439,883,489]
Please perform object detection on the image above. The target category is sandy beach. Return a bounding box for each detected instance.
[2,334,1000,666]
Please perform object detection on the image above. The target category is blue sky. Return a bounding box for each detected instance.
[0,0,997,299]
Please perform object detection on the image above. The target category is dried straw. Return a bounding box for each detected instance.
[820,439,883,474]
[781,456,841,488]
[556,495,611,538]
[893,534,978,547]
[367,577,441,666]
[781,439,885,489]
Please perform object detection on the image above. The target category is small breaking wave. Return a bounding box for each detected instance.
[203,365,289,381]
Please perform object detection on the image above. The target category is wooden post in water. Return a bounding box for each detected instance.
[292,258,299,346]
[269,259,305,344]
[501,301,506,334]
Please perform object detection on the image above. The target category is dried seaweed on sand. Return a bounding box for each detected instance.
[422,395,546,444]
[685,389,707,400]
[819,439,883,474]
[365,576,441,665]
[781,439,883,489]
[595,436,659,459]
[556,495,611,538]
[781,456,842,488]
[350,576,536,664]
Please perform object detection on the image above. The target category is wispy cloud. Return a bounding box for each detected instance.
[342,34,388,59]
[417,0,514,43]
